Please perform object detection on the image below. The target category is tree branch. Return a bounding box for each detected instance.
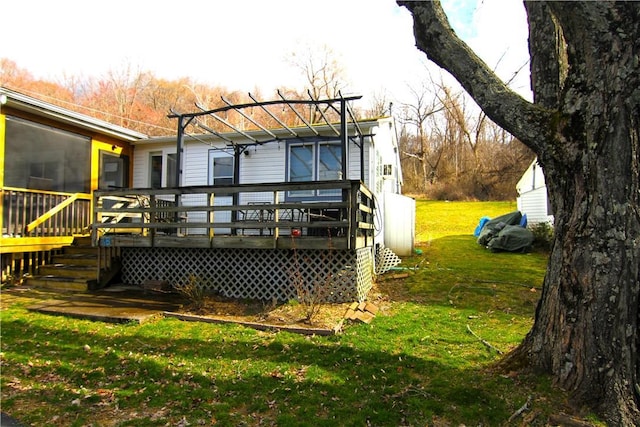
[398,1,555,154]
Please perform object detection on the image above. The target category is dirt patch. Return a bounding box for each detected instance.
[173,282,391,333]
[175,294,350,331]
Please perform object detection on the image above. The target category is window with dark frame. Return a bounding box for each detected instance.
[150,153,163,188]
[286,140,342,199]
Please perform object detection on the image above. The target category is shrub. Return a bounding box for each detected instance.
[530,222,554,251]
[288,236,335,324]
[173,274,206,311]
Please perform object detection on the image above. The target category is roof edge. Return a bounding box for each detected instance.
[0,87,147,141]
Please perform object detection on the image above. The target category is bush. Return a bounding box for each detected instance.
[530,222,554,251]
[173,274,207,311]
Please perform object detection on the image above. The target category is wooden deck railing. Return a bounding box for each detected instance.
[1,187,92,238]
[92,180,376,250]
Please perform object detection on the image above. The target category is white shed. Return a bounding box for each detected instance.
[516,158,554,225]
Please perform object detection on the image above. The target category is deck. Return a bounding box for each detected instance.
[92,180,376,251]
[91,180,377,301]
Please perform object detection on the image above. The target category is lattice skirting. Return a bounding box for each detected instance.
[121,247,374,303]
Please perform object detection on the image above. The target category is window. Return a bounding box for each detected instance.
[287,140,342,199]
[150,153,163,188]
[167,153,177,187]
[4,116,90,193]
[208,151,235,197]
[99,152,128,190]
[209,153,234,186]
[149,152,177,188]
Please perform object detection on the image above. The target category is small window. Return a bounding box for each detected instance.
[166,153,178,187]
[383,164,393,176]
[208,151,235,194]
[150,153,163,188]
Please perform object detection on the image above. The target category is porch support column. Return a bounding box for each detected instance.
[174,115,188,218]
[340,98,348,180]
[232,145,242,235]
[175,115,185,188]
[359,134,365,183]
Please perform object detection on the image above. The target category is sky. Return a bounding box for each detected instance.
[2,0,531,107]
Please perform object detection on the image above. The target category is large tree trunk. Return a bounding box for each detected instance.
[399,1,640,423]
[508,3,640,423]
[518,130,640,423]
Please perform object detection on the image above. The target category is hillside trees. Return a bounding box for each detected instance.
[398,76,532,198]
[399,1,640,423]
[3,51,528,200]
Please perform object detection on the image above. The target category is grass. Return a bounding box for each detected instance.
[0,200,577,426]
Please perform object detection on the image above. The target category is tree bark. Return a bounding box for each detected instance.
[399,1,640,423]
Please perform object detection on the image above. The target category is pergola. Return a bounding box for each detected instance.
[168,91,370,189]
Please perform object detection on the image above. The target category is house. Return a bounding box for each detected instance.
[1,88,412,302]
[516,158,554,225]
[93,94,413,302]
[0,87,145,283]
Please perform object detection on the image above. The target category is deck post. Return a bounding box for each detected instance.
[149,194,156,243]
[349,182,358,250]
[340,98,348,181]
[273,190,280,242]
[208,193,215,242]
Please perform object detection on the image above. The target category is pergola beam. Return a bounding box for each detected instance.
[169,94,365,188]
[277,89,318,136]
[195,102,259,143]
[221,96,278,139]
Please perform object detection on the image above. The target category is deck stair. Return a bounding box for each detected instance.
[27,237,117,292]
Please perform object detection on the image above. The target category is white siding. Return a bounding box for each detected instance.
[182,141,211,186]
[367,119,401,196]
[516,159,546,194]
[132,142,176,188]
[517,185,553,225]
[516,158,553,225]
[346,135,372,184]
[240,142,286,184]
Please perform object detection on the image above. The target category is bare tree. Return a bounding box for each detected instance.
[365,89,393,118]
[399,1,640,423]
[288,42,349,123]
[398,81,445,192]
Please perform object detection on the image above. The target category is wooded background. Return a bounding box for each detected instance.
[1,57,532,200]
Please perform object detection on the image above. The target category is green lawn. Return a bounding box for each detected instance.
[0,200,575,426]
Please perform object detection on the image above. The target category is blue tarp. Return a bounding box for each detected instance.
[475,211,534,252]
[474,216,491,237]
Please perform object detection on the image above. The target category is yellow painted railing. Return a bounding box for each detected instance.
[2,187,92,238]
